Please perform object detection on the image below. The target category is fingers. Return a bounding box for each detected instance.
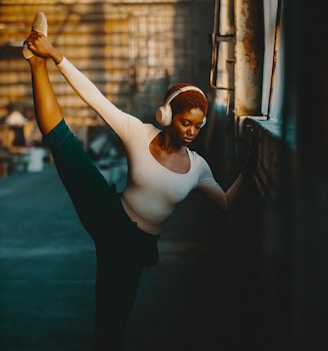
[25,31,42,44]
[24,33,47,57]
[23,39,36,56]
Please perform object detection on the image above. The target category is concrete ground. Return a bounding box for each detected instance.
[0,164,262,351]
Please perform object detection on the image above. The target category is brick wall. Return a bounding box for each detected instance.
[0,0,213,129]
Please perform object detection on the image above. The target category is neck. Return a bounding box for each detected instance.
[157,131,186,154]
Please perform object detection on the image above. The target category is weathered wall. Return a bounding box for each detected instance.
[0,0,213,127]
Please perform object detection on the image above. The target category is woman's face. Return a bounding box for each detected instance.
[168,108,205,146]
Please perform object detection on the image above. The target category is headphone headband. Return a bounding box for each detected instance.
[164,86,206,105]
[156,86,207,127]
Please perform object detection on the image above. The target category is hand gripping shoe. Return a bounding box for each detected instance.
[22,11,48,59]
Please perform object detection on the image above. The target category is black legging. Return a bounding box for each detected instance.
[43,119,159,350]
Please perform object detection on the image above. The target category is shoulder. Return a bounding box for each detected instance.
[122,117,160,145]
[129,118,160,136]
[188,149,210,168]
[188,149,215,183]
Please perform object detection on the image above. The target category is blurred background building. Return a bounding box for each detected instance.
[0,0,212,181]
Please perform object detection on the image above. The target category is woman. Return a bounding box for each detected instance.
[23,12,246,351]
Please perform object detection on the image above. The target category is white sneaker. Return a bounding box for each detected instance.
[22,11,48,60]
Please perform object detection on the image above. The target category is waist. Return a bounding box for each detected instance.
[120,196,161,235]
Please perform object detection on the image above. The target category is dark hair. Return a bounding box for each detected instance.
[164,83,208,117]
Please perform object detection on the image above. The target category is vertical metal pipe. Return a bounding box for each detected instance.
[234,0,264,116]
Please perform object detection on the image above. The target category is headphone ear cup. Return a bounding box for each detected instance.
[156,104,172,126]
[201,116,207,128]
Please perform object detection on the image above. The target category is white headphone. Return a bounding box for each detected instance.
[156,86,207,127]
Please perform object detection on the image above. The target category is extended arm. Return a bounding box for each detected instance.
[195,155,246,212]
[198,173,245,212]
[26,34,131,137]
[56,57,129,134]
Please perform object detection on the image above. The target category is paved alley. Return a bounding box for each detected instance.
[0,165,239,351]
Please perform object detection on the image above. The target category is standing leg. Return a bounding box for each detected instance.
[95,249,144,351]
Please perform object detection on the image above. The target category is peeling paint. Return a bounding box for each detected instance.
[234,0,264,116]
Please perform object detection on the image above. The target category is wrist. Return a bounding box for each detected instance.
[51,49,63,65]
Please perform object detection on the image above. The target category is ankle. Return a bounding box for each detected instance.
[29,55,46,66]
